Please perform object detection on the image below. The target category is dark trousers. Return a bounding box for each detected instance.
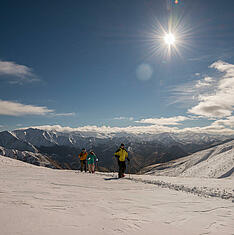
[118,161,126,178]
[80,160,87,172]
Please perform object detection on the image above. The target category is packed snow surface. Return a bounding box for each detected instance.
[0,156,233,235]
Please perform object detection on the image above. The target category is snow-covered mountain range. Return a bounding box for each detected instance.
[10,128,233,148]
[0,127,233,172]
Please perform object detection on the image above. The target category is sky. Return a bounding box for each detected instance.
[1,0,234,135]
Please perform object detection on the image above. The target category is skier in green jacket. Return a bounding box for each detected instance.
[87,151,98,173]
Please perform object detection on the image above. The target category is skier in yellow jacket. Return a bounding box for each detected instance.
[78,148,88,172]
[114,143,130,178]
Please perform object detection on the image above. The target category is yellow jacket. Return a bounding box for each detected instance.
[115,148,128,162]
[79,152,88,161]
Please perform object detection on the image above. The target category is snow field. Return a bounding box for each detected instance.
[0,156,234,235]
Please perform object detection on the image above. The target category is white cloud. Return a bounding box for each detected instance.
[204,77,214,82]
[195,77,214,88]
[188,60,234,118]
[180,120,234,135]
[172,60,234,118]
[212,116,234,128]
[136,116,190,126]
[210,60,234,72]
[0,60,38,83]
[188,101,232,118]
[26,124,179,135]
[0,100,76,118]
[0,100,53,116]
[26,121,234,136]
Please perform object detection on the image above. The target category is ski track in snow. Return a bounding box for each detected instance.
[98,172,234,201]
[0,156,234,235]
[128,176,233,201]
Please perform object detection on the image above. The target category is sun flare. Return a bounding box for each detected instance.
[145,13,193,59]
[164,33,175,46]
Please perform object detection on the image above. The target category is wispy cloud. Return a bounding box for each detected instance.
[169,81,201,107]
[53,112,76,117]
[0,100,53,116]
[171,76,216,105]
[114,117,134,121]
[188,47,234,62]
[0,60,39,84]
[136,116,190,126]
[188,54,214,62]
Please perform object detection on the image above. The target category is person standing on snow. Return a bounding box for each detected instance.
[114,143,130,178]
[87,151,98,173]
[78,148,88,172]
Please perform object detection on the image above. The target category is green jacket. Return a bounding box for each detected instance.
[87,153,97,164]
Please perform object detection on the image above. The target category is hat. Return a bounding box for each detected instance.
[120,143,125,146]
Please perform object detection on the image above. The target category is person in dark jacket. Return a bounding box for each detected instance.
[114,143,130,178]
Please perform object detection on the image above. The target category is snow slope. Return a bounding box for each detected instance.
[141,140,234,178]
[0,155,233,235]
[0,146,58,168]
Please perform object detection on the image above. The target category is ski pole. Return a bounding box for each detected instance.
[128,161,130,179]
[113,156,117,178]
[96,157,99,172]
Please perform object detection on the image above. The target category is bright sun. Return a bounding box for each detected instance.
[164,33,175,45]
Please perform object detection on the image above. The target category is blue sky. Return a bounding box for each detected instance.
[1,0,234,135]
